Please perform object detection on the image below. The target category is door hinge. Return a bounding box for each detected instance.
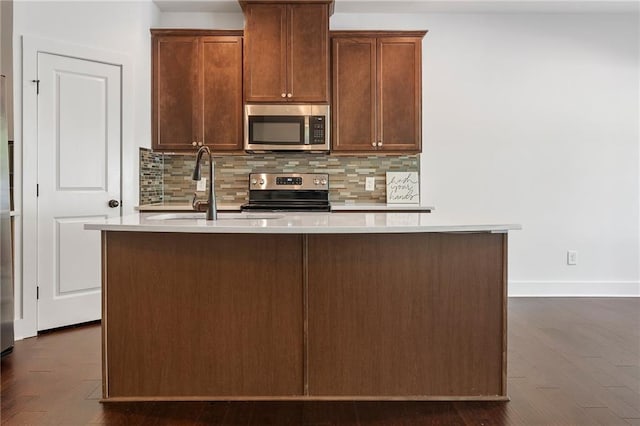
[36,184,39,197]
[32,79,40,95]
[36,286,39,300]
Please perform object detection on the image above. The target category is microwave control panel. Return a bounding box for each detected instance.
[310,116,326,145]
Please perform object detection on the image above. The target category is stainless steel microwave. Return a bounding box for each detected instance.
[244,104,330,152]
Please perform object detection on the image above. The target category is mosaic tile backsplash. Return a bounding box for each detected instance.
[139,149,163,204]
[140,148,419,205]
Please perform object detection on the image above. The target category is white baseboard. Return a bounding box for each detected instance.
[509,280,640,297]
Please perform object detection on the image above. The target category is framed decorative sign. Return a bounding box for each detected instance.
[386,172,420,204]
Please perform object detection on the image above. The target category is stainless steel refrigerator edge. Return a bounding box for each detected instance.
[0,74,14,354]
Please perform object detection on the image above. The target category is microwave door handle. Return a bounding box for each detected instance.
[304,116,310,145]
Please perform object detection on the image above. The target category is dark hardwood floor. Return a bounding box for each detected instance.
[1,298,638,425]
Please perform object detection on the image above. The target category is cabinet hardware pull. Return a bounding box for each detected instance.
[198,141,203,146]
[287,93,292,98]
[192,141,197,147]
[371,142,376,147]
[377,141,383,147]
[281,93,286,98]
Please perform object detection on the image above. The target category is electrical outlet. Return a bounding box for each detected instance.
[567,250,578,266]
[196,177,207,192]
[365,177,375,191]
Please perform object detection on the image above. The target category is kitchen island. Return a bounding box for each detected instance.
[86,212,520,402]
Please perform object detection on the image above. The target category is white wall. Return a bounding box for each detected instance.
[331,12,639,296]
[1,0,13,139]
[159,11,244,28]
[11,3,639,337]
[166,10,639,296]
[12,0,160,338]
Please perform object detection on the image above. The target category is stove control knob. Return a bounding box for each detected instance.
[251,179,258,185]
[320,179,327,185]
[314,178,320,185]
[259,179,265,185]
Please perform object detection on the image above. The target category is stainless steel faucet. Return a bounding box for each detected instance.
[191,146,217,220]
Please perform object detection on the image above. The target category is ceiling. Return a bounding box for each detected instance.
[152,0,640,14]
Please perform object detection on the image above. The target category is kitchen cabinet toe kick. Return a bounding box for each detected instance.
[101,395,511,403]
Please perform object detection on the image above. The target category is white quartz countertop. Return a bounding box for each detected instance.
[85,212,520,234]
[136,202,434,212]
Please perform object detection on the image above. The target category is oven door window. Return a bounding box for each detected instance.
[249,116,305,145]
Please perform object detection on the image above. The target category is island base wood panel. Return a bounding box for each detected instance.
[101,231,508,401]
[102,232,304,399]
[307,233,507,398]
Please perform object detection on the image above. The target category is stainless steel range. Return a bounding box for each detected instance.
[241,173,330,212]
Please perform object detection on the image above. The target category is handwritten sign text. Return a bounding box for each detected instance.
[386,172,420,204]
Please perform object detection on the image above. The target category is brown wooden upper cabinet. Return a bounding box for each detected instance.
[241,1,331,103]
[151,30,244,152]
[331,31,426,153]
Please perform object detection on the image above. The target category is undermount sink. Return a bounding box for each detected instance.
[146,213,285,221]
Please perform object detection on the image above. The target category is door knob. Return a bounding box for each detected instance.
[108,199,120,208]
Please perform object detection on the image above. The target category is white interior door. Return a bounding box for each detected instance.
[37,52,121,331]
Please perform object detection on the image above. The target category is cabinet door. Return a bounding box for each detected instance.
[377,37,422,152]
[288,4,329,102]
[331,37,377,152]
[201,36,243,151]
[152,36,199,151]
[244,4,287,102]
